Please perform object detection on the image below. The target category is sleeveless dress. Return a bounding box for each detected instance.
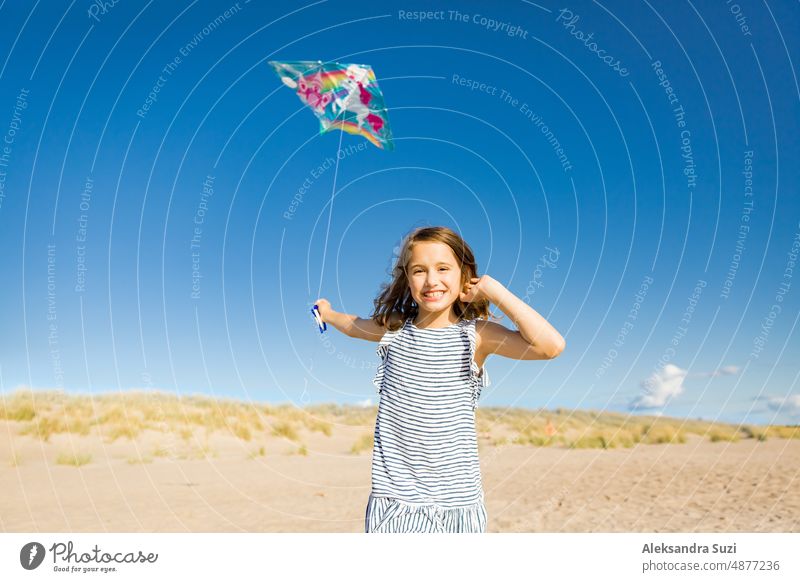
[365,317,491,533]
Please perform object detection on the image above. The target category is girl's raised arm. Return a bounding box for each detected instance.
[314,298,391,342]
[462,276,566,361]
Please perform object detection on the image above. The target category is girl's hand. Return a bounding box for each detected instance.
[314,298,332,322]
[460,275,493,304]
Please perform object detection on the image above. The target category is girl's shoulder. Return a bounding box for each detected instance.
[470,317,496,353]
[468,316,488,331]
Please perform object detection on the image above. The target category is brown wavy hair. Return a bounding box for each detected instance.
[371,226,494,331]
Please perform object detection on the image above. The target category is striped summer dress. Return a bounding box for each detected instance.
[365,317,491,533]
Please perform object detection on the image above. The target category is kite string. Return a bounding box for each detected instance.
[316,125,345,300]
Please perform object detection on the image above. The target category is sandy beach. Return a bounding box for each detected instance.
[0,392,797,532]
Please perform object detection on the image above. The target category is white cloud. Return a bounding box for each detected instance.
[630,364,687,410]
[708,365,741,377]
[763,395,800,417]
[354,398,373,408]
[690,365,741,378]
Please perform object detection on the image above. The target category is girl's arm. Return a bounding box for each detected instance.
[462,276,566,361]
[314,298,389,342]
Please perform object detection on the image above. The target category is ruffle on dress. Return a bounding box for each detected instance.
[459,319,491,410]
[372,323,404,394]
[366,494,487,533]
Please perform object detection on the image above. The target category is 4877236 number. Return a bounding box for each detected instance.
[730,560,779,571]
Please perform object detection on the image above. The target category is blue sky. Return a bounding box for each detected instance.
[0,0,798,425]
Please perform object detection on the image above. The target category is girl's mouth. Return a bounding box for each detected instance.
[422,290,446,301]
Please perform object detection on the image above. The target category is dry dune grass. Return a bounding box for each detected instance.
[350,433,374,454]
[0,389,345,463]
[1,389,798,467]
[478,406,798,450]
[55,451,92,467]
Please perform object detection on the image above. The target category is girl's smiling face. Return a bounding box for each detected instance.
[406,241,464,314]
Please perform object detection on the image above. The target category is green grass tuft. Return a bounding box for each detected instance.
[350,433,373,454]
[56,452,92,467]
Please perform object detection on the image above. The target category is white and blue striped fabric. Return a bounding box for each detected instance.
[366,317,491,533]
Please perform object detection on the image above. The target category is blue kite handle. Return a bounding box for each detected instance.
[311,304,327,333]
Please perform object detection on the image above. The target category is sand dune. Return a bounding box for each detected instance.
[0,390,797,532]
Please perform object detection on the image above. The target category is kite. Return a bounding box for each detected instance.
[269,60,394,150]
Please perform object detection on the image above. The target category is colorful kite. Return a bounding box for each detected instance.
[269,60,394,150]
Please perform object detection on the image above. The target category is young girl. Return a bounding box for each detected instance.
[315,226,565,533]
